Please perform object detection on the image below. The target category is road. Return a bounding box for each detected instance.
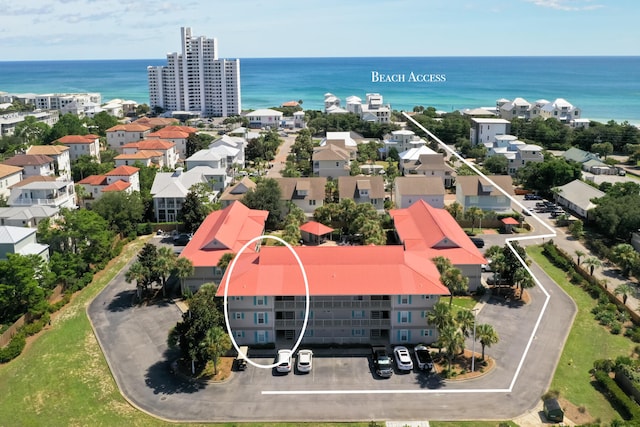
[88,227,577,423]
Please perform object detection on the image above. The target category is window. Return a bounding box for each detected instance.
[398,329,409,342]
[254,296,267,306]
[421,329,433,337]
[256,331,267,343]
[399,295,411,305]
[309,199,316,206]
[352,310,365,319]
[399,311,410,323]
[233,312,244,320]
[256,312,267,324]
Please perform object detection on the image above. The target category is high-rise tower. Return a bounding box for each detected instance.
[148,27,241,117]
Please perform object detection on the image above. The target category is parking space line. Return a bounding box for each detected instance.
[262,388,510,395]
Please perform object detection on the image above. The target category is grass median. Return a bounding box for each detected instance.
[527,245,635,424]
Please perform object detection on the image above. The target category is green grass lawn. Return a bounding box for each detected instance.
[527,245,636,423]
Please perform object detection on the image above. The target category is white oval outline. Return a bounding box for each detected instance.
[223,234,310,369]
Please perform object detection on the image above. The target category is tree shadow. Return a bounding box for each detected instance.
[107,289,138,312]
[414,370,446,389]
[144,349,208,395]
[486,292,526,309]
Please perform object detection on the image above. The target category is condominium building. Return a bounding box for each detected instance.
[148,27,241,118]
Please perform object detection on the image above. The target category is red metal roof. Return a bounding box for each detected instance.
[216,245,449,297]
[389,200,486,265]
[501,217,519,225]
[179,201,269,268]
[299,221,333,236]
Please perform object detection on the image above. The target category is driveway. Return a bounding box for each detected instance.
[88,231,577,423]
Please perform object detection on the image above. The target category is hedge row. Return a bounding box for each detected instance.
[594,370,640,420]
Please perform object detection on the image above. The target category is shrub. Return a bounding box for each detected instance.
[593,358,615,373]
[611,322,623,335]
[0,333,26,363]
[593,370,640,420]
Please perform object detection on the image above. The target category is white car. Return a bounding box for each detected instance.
[481,259,492,272]
[393,346,414,371]
[276,349,292,373]
[296,349,313,373]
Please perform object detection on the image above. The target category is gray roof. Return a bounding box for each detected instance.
[0,225,35,243]
[151,167,215,199]
[395,176,445,197]
[555,179,605,212]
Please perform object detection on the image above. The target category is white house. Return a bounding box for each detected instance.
[186,147,231,192]
[0,164,23,200]
[539,98,581,123]
[469,118,511,146]
[56,134,101,162]
[9,176,76,210]
[106,123,151,151]
[0,205,59,228]
[150,167,218,222]
[312,143,351,178]
[3,154,55,178]
[121,139,179,169]
[146,125,197,159]
[384,130,427,157]
[245,109,283,129]
[26,145,72,180]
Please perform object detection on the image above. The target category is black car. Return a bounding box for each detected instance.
[470,237,485,248]
[173,233,192,246]
[524,193,542,200]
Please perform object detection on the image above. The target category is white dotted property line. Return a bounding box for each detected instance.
[262,112,557,396]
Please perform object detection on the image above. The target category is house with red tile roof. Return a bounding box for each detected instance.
[106,123,151,152]
[114,151,164,168]
[55,134,101,162]
[146,125,197,159]
[179,198,485,346]
[77,165,140,208]
[133,117,178,128]
[121,138,178,168]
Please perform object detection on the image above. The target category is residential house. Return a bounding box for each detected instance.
[179,201,269,290]
[319,131,359,148]
[218,177,256,208]
[400,150,455,188]
[210,134,246,168]
[345,93,391,123]
[0,164,23,200]
[487,139,544,176]
[150,166,218,222]
[121,139,179,169]
[77,165,140,208]
[186,147,231,192]
[383,130,427,156]
[323,93,341,112]
[539,98,581,123]
[115,151,164,168]
[554,179,605,220]
[133,117,178,128]
[106,123,151,152]
[394,176,445,209]
[245,109,283,129]
[0,225,49,261]
[469,118,511,146]
[455,175,515,213]
[312,143,352,178]
[275,177,327,217]
[497,97,538,121]
[8,176,76,210]
[56,134,101,162]
[26,145,72,180]
[146,125,197,159]
[338,176,385,213]
[562,147,616,175]
[0,205,59,228]
[104,165,140,193]
[3,154,55,178]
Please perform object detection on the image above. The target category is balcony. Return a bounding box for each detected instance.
[274,318,391,329]
[274,299,391,310]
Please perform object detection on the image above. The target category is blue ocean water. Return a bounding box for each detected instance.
[0,57,639,124]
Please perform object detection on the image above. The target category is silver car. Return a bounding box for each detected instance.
[296,349,313,373]
[393,346,414,371]
[276,349,292,373]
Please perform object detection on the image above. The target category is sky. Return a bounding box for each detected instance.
[1,0,638,60]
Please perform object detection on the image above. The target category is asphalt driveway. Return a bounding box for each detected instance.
[87,232,577,423]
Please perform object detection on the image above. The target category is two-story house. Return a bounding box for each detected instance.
[469,118,511,146]
[455,175,515,213]
[0,164,23,200]
[186,147,231,193]
[77,165,140,208]
[8,176,76,210]
[146,125,197,159]
[218,177,256,208]
[0,225,49,261]
[150,167,218,222]
[106,123,151,152]
[275,177,327,217]
[393,176,445,209]
[120,139,178,169]
[55,134,101,162]
[312,144,352,178]
[245,109,283,129]
[26,145,72,180]
[338,176,386,213]
[3,154,55,179]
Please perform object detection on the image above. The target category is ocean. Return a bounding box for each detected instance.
[0,56,639,124]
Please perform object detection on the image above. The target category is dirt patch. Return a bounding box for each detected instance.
[558,397,596,425]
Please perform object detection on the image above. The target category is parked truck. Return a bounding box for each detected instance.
[414,344,434,371]
[371,345,393,378]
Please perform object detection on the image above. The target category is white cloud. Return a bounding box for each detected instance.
[525,0,603,11]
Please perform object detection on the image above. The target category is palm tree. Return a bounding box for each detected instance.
[439,323,465,371]
[455,309,475,338]
[440,267,469,306]
[583,257,602,276]
[125,261,147,300]
[614,282,635,305]
[465,206,484,233]
[155,246,176,297]
[445,201,463,220]
[432,256,453,275]
[173,257,194,296]
[202,326,232,375]
[217,252,235,272]
[611,244,639,277]
[574,250,586,266]
[513,267,535,299]
[427,302,453,354]
[476,323,499,360]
